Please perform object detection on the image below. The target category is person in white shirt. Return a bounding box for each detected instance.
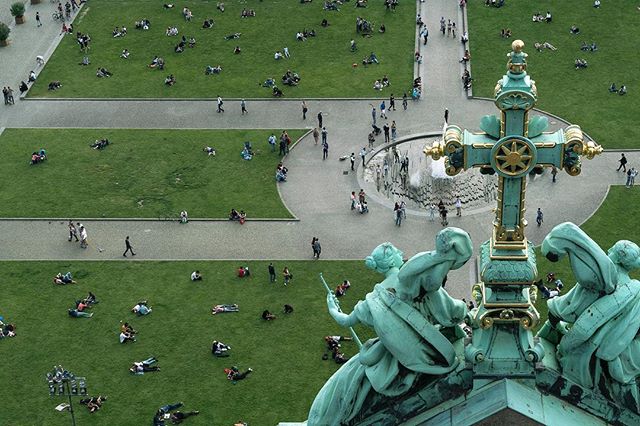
[455,197,462,216]
[191,270,202,281]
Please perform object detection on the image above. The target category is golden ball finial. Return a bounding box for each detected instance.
[512,40,524,52]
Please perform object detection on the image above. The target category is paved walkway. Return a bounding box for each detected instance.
[0,0,631,300]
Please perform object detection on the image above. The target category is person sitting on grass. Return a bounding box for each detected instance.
[135,18,151,30]
[119,330,136,343]
[237,266,250,278]
[188,37,196,48]
[0,320,16,338]
[202,18,214,29]
[225,366,253,382]
[191,270,202,281]
[574,58,588,69]
[609,82,617,93]
[149,56,162,68]
[130,357,160,374]
[96,67,112,78]
[203,146,216,157]
[224,32,241,41]
[163,4,175,9]
[274,51,283,60]
[90,138,110,149]
[69,308,93,318]
[205,65,222,75]
[229,209,241,221]
[80,396,106,413]
[272,85,283,97]
[323,1,339,11]
[121,49,130,59]
[276,164,287,182]
[166,26,178,36]
[282,70,300,86]
[241,144,251,160]
[180,210,188,223]
[233,45,241,54]
[217,2,225,12]
[53,272,75,285]
[211,304,239,315]
[283,304,294,314]
[132,300,152,316]
[332,347,349,364]
[121,321,136,336]
[368,52,379,64]
[619,85,627,95]
[48,81,62,91]
[373,80,383,91]
[175,41,185,53]
[240,8,256,18]
[82,291,98,306]
[165,74,176,86]
[334,280,351,297]
[212,340,231,357]
[570,25,580,35]
[262,310,276,320]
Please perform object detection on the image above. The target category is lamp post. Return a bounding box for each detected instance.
[46,365,87,426]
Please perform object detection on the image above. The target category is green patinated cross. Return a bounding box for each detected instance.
[426,40,602,259]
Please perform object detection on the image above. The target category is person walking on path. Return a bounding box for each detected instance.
[389,94,396,111]
[123,236,136,257]
[422,26,429,45]
[394,202,402,226]
[536,208,544,226]
[370,104,377,125]
[380,101,387,119]
[428,203,436,222]
[322,140,329,160]
[283,266,292,286]
[321,127,328,145]
[631,168,638,187]
[358,189,366,205]
[444,108,449,124]
[455,197,462,217]
[359,147,367,168]
[216,96,224,113]
[79,225,88,249]
[626,169,633,188]
[302,101,308,120]
[350,191,357,210]
[440,17,446,35]
[240,99,247,114]
[317,111,323,128]
[440,206,448,226]
[551,166,558,183]
[350,153,355,171]
[68,220,79,242]
[36,12,42,27]
[312,127,319,145]
[617,153,627,172]
[391,121,397,141]
[312,237,321,259]
[402,93,408,111]
[383,123,390,144]
[268,262,276,283]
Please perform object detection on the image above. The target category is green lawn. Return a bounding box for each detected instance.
[534,186,640,325]
[0,128,303,218]
[0,260,379,426]
[30,0,415,98]
[467,1,639,149]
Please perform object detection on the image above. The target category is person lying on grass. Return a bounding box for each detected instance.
[224,32,241,40]
[130,357,160,374]
[80,396,106,413]
[212,340,231,357]
[205,65,222,75]
[165,74,176,86]
[262,310,276,320]
[90,138,110,149]
[53,272,76,285]
[83,291,98,305]
[132,300,152,316]
[69,308,93,318]
[212,304,239,315]
[225,366,253,382]
[149,56,165,69]
[96,67,112,78]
